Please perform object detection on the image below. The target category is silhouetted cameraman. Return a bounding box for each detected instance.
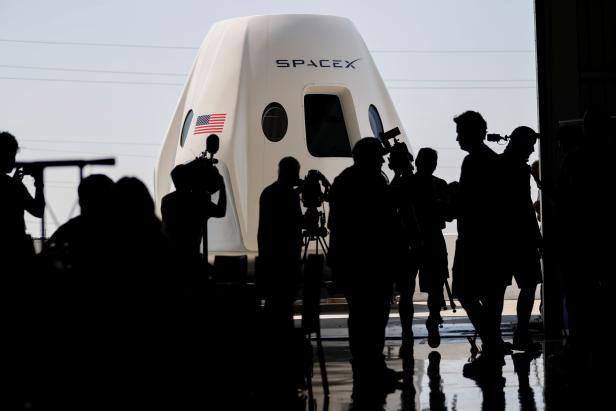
[0,131,45,271]
[162,135,226,273]
[0,131,45,408]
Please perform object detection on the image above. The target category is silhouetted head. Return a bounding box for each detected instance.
[416,147,438,175]
[504,126,538,162]
[454,111,487,153]
[277,156,300,187]
[111,177,155,224]
[557,124,583,155]
[78,174,114,217]
[583,104,611,142]
[352,137,385,173]
[0,131,18,174]
[387,143,414,175]
[170,163,192,192]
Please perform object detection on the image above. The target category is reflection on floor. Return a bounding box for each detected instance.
[307,339,545,411]
[204,295,605,410]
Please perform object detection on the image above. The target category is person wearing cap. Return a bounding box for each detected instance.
[500,126,542,351]
[387,143,421,356]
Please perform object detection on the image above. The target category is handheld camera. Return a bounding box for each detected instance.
[487,133,509,143]
[186,134,223,194]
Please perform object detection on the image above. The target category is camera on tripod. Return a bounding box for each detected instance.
[299,169,330,239]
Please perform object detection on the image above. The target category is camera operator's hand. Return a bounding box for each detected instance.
[13,167,25,182]
[29,166,45,188]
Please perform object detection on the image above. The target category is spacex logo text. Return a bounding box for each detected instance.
[276,59,360,69]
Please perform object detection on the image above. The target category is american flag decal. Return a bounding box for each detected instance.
[194,113,226,134]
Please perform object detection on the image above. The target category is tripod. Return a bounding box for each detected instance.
[300,207,330,400]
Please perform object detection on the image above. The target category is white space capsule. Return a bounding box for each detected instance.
[155,14,409,252]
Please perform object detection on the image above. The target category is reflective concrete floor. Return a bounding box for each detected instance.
[214,298,606,410]
[297,301,564,410]
[307,339,545,411]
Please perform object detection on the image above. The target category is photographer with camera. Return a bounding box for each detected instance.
[162,134,226,275]
[0,131,45,271]
[0,131,45,408]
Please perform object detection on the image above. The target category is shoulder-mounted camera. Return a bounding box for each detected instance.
[185,134,223,194]
[487,133,509,143]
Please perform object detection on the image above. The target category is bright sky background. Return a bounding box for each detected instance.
[0,0,537,236]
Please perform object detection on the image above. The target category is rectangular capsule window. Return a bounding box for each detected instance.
[304,94,352,157]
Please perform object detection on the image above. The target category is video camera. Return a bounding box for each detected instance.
[299,169,330,239]
[300,169,330,209]
[379,127,413,172]
[185,134,223,194]
[379,126,404,154]
[487,133,509,143]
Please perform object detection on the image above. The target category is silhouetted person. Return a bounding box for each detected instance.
[387,143,420,357]
[0,131,44,409]
[100,177,179,409]
[161,163,226,272]
[31,174,117,409]
[414,147,452,349]
[451,111,509,378]
[256,157,305,402]
[45,174,114,272]
[328,137,404,397]
[257,156,303,332]
[0,131,44,272]
[174,156,227,270]
[500,127,542,352]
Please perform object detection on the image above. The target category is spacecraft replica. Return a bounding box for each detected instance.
[155,14,409,252]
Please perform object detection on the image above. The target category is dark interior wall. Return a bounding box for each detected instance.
[535,0,616,337]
